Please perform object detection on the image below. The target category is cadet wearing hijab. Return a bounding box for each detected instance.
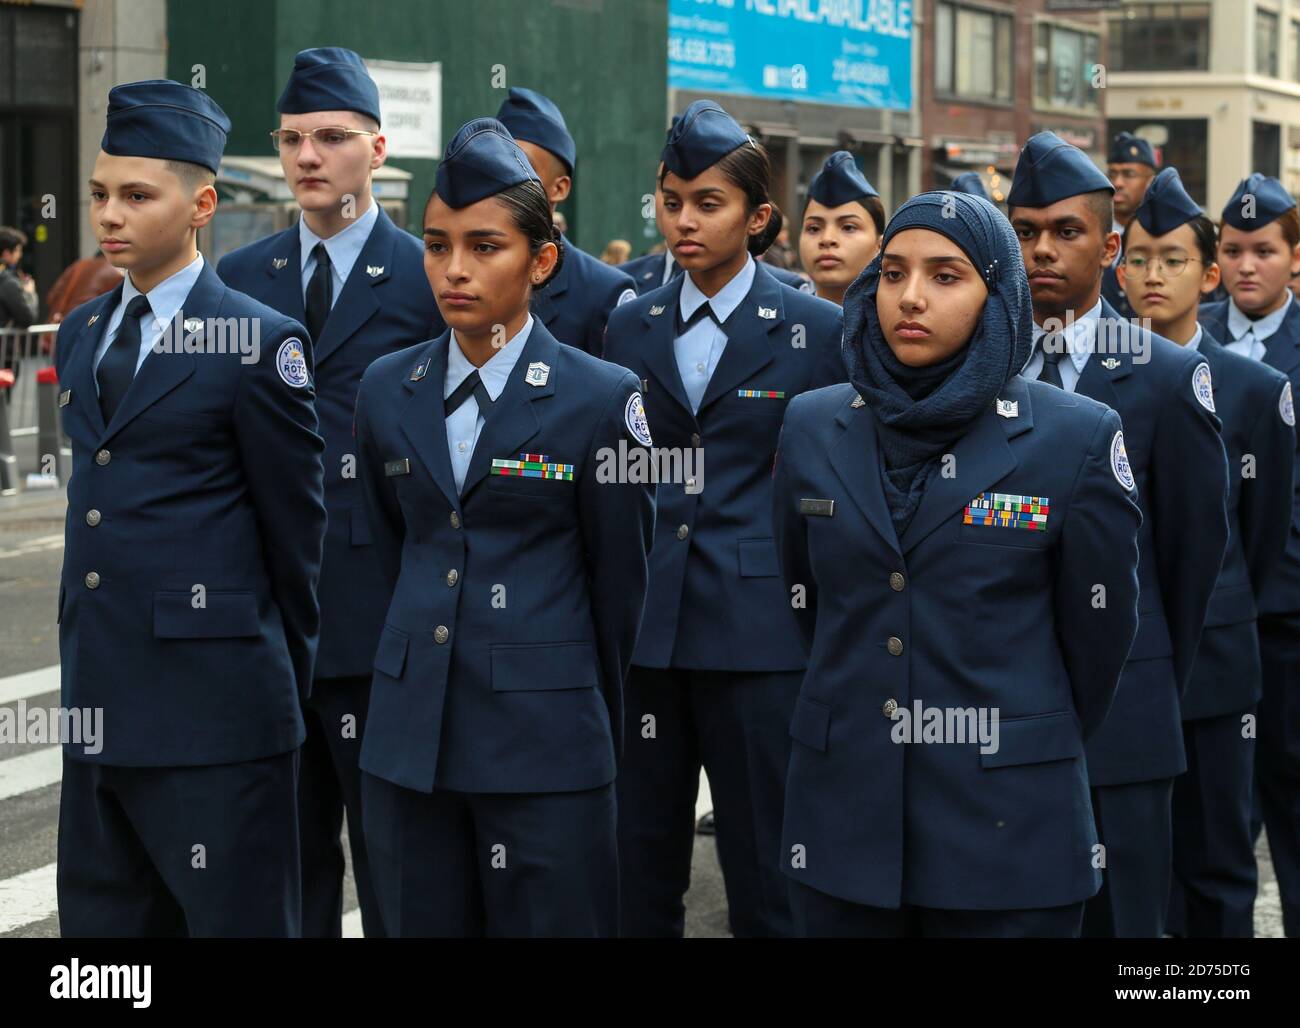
[494,88,635,355]
[772,191,1141,937]
[354,119,654,937]
[603,100,845,937]
[798,151,884,306]
[1118,167,1295,937]
[1201,174,1300,938]
[1009,131,1229,938]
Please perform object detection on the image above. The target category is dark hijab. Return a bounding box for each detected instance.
[841,191,1033,533]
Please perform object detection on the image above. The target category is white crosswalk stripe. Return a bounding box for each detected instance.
[0,747,61,801]
[0,665,59,705]
[0,862,57,934]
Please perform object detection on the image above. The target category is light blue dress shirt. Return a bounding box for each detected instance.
[675,254,756,413]
[444,315,533,492]
[92,253,206,392]
[1225,295,1293,363]
[1021,299,1102,393]
[1184,323,1204,351]
[298,200,379,308]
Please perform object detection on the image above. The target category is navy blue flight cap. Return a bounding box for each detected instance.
[661,100,753,181]
[1007,131,1113,209]
[1221,173,1297,231]
[949,171,991,201]
[102,80,231,175]
[277,47,381,126]
[807,151,879,207]
[1108,131,1158,169]
[496,88,576,176]
[1133,167,1203,237]
[434,118,540,209]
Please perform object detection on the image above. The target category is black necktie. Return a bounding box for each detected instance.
[305,242,333,342]
[676,301,720,336]
[444,369,495,417]
[1037,335,1066,389]
[97,294,153,421]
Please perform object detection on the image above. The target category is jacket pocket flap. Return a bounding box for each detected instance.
[373,625,409,678]
[153,590,259,639]
[738,538,779,578]
[350,506,373,546]
[491,641,598,691]
[789,696,830,752]
[980,710,1081,768]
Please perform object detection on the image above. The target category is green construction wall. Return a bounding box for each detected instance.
[166,0,667,253]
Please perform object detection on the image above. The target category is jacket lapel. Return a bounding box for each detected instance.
[828,393,900,556]
[697,263,780,412]
[459,324,556,499]
[398,333,460,510]
[638,276,695,417]
[1265,300,1300,375]
[98,266,236,443]
[1198,300,1229,344]
[898,377,1031,554]
[311,207,395,367]
[66,286,122,439]
[1074,303,1134,414]
[262,228,305,325]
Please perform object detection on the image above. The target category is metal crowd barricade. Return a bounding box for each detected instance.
[0,324,64,494]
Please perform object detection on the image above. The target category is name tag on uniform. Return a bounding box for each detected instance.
[962,492,1050,531]
[58,390,72,408]
[799,498,835,517]
[384,459,411,477]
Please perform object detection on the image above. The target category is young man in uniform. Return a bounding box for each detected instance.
[1008,131,1228,938]
[55,79,326,937]
[1102,132,1158,320]
[217,47,442,939]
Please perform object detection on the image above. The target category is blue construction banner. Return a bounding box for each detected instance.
[668,0,913,111]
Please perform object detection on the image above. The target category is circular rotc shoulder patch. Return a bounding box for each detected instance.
[616,287,637,307]
[276,338,310,389]
[1192,361,1215,413]
[1281,381,1295,427]
[1111,430,1135,491]
[624,390,653,446]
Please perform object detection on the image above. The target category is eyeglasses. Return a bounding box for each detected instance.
[270,127,377,153]
[1121,253,1203,277]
